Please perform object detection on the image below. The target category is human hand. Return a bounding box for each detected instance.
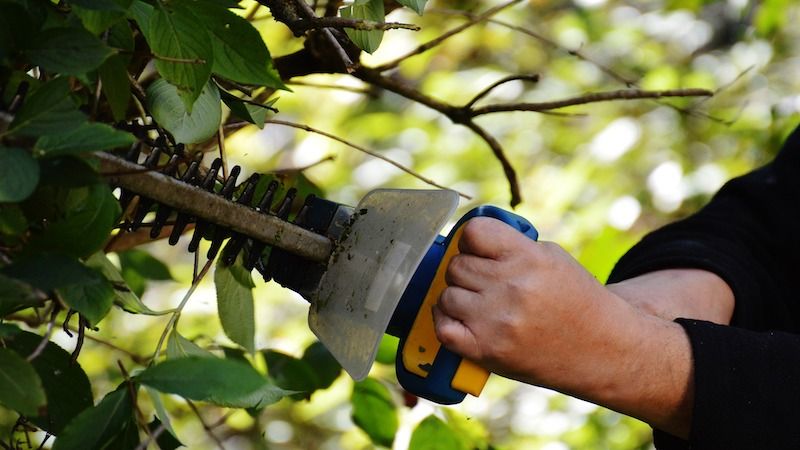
[431,217,695,437]
[431,217,641,392]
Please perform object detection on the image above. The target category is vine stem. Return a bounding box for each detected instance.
[150,257,216,365]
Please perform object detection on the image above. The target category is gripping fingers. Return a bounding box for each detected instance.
[432,304,477,359]
[438,285,479,321]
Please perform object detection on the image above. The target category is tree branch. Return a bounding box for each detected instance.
[372,0,524,72]
[263,119,472,200]
[470,88,713,116]
[465,74,540,108]
[291,17,420,32]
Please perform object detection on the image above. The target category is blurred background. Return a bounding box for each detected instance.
[38,0,800,448]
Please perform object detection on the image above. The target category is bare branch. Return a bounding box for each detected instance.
[471,88,713,116]
[464,121,522,206]
[286,79,378,96]
[263,119,472,199]
[292,17,421,32]
[373,0,524,72]
[466,74,540,108]
[273,155,336,174]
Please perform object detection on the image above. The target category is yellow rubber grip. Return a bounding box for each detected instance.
[401,226,490,396]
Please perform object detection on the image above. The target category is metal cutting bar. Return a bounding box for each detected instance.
[96,152,334,263]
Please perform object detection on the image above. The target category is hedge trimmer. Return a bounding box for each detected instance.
[99,149,538,404]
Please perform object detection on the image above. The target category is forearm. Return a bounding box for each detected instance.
[541,290,694,439]
[607,268,734,324]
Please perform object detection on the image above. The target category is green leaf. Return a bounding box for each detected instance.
[214,257,255,354]
[375,333,399,365]
[105,415,140,450]
[0,204,28,243]
[301,341,341,390]
[69,0,132,11]
[52,385,135,450]
[127,0,153,36]
[145,387,179,443]
[397,0,427,15]
[147,78,221,144]
[263,350,317,400]
[38,156,101,187]
[0,2,37,58]
[25,27,115,75]
[0,323,21,337]
[85,252,169,315]
[138,357,290,408]
[408,416,465,450]
[0,147,39,202]
[34,122,135,157]
[99,55,131,121]
[118,249,173,280]
[0,348,46,416]
[2,253,97,291]
[3,330,93,434]
[352,377,398,447]
[341,0,384,54]
[56,265,114,326]
[148,418,183,450]
[166,329,215,359]
[26,183,121,258]
[143,4,213,109]
[117,248,172,297]
[0,272,39,316]
[72,6,125,34]
[221,90,276,129]
[7,77,87,137]
[190,2,285,89]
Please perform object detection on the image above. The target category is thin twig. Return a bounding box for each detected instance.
[373,0,523,72]
[292,0,355,72]
[186,400,226,450]
[292,17,420,32]
[263,119,472,199]
[273,155,336,174]
[26,306,59,362]
[218,125,228,180]
[150,257,215,365]
[67,326,148,364]
[430,11,639,87]
[462,121,521,206]
[470,88,713,116]
[286,79,377,96]
[465,74,540,108]
[69,316,87,364]
[135,422,167,450]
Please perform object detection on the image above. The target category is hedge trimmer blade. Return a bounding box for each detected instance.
[308,189,458,381]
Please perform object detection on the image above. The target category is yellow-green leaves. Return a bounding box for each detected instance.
[352,378,398,447]
[214,257,256,354]
[342,0,385,54]
[408,416,465,450]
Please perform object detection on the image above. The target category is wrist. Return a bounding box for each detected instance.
[547,291,693,438]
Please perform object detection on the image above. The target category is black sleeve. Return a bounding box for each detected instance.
[607,125,800,449]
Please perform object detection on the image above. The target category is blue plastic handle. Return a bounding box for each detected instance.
[390,206,538,404]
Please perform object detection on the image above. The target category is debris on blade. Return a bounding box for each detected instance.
[308,189,459,381]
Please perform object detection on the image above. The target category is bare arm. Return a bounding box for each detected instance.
[432,219,734,439]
